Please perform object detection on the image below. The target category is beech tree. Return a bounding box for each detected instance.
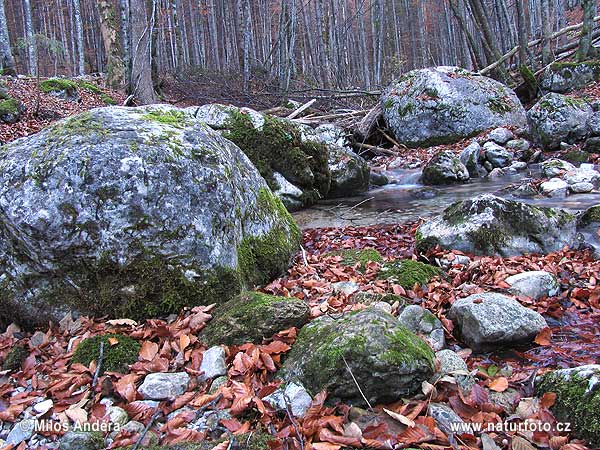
[0,0,15,74]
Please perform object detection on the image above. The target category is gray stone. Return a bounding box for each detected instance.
[273,172,304,212]
[59,431,103,450]
[588,112,600,136]
[416,194,579,256]
[263,381,312,418]
[583,136,600,152]
[563,167,600,187]
[106,406,129,426]
[487,168,505,178]
[505,139,531,152]
[540,61,600,94]
[428,403,464,436]
[381,66,527,148]
[541,159,576,177]
[434,349,469,380]
[0,105,300,326]
[280,308,435,406]
[570,182,595,193]
[398,305,445,351]
[505,271,560,300]
[509,161,528,171]
[332,281,360,296]
[370,171,389,186]
[540,178,569,198]
[326,145,370,197]
[528,93,593,150]
[209,376,228,394]
[483,142,513,168]
[421,151,470,185]
[487,127,514,145]
[448,293,547,351]
[190,103,265,130]
[199,346,227,381]
[6,419,35,445]
[460,142,487,178]
[138,372,190,400]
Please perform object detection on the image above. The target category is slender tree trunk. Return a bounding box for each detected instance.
[515,0,529,64]
[577,0,597,61]
[449,0,484,69]
[241,0,251,90]
[540,0,552,65]
[129,0,156,103]
[72,0,85,75]
[0,0,15,75]
[23,0,37,76]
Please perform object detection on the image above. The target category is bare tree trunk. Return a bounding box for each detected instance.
[71,0,85,75]
[23,0,37,76]
[98,0,125,88]
[0,0,15,75]
[515,0,529,65]
[241,0,251,91]
[577,0,597,61]
[540,0,552,65]
[129,0,156,104]
[449,0,484,69]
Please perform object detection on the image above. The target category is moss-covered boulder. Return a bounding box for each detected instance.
[0,88,25,124]
[0,105,300,327]
[2,345,29,371]
[200,292,309,346]
[189,103,330,210]
[421,151,470,185]
[381,66,527,148]
[528,93,593,150]
[540,60,600,94]
[328,248,383,271]
[536,365,600,446]
[72,334,140,373]
[577,205,600,253]
[39,78,80,101]
[279,308,435,406]
[416,194,579,256]
[378,259,441,289]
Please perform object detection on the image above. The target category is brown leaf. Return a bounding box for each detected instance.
[534,327,553,346]
[488,377,509,393]
[139,341,159,361]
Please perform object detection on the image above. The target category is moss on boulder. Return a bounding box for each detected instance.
[378,259,441,289]
[200,292,310,346]
[0,97,25,124]
[72,334,140,373]
[114,432,273,450]
[536,365,600,446]
[2,345,29,371]
[328,248,383,271]
[280,307,435,406]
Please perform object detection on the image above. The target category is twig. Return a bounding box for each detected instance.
[341,354,373,411]
[132,407,161,450]
[91,342,104,389]
[354,142,399,156]
[300,245,309,267]
[378,127,407,150]
[284,395,305,450]
[193,392,223,421]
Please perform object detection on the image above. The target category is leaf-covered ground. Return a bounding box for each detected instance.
[0,223,598,450]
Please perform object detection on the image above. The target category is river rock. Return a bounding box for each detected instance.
[0,91,25,124]
[421,151,470,185]
[263,381,312,418]
[416,194,579,256]
[536,364,600,446]
[564,167,600,187]
[504,271,560,300]
[326,144,370,197]
[200,292,309,345]
[570,182,595,193]
[460,141,487,178]
[428,403,464,435]
[199,346,227,381]
[540,61,600,94]
[59,431,104,450]
[506,138,531,152]
[448,293,546,351]
[487,127,514,145]
[541,159,576,177]
[139,372,190,400]
[398,305,445,351]
[540,178,569,198]
[528,93,593,150]
[280,307,435,406]
[381,66,527,148]
[483,141,513,168]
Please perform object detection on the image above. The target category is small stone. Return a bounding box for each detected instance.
[29,331,47,347]
[59,431,104,450]
[199,346,227,381]
[138,372,190,400]
[540,178,569,197]
[570,182,595,193]
[372,301,393,313]
[6,419,35,445]
[506,139,530,152]
[509,161,527,171]
[484,141,513,169]
[332,281,360,296]
[487,127,514,145]
[107,406,129,426]
[428,403,463,435]
[398,305,445,351]
[488,388,521,414]
[505,271,560,300]
[33,399,53,416]
[264,381,312,418]
[541,159,576,177]
[209,375,228,394]
[487,167,505,178]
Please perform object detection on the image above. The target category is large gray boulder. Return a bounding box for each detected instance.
[280,308,435,406]
[0,105,300,326]
[421,151,470,185]
[528,93,593,150]
[381,66,527,148]
[540,61,600,94]
[416,194,579,256]
[448,293,546,351]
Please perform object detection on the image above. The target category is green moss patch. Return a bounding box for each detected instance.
[562,150,591,164]
[72,334,140,373]
[2,345,29,371]
[39,78,78,96]
[328,248,383,270]
[0,98,21,116]
[223,111,331,204]
[142,109,190,128]
[378,259,441,289]
[579,205,600,228]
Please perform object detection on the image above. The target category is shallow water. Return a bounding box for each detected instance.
[293,166,600,229]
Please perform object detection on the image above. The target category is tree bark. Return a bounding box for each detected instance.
[0,0,15,75]
[98,0,126,88]
[577,0,597,61]
[129,0,156,104]
[23,0,37,76]
[540,0,552,65]
[72,0,85,75]
[515,0,529,65]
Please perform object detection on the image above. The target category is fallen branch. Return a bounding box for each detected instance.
[286,99,316,119]
[356,104,383,140]
[354,142,399,156]
[132,407,161,450]
[91,342,104,389]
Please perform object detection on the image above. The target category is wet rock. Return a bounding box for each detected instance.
[326,145,370,197]
[199,346,227,381]
[563,167,600,187]
[280,308,435,406]
[487,167,505,178]
[138,372,190,400]
[541,159,576,177]
[505,271,560,300]
[421,151,470,185]
[511,182,538,198]
[398,305,445,351]
[263,381,312,418]
[570,182,595,193]
[448,293,546,351]
[460,142,487,178]
[528,93,593,150]
[381,66,527,148]
[370,171,389,186]
[416,194,579,256]
[483,142,513,168]
[540,178,569,198]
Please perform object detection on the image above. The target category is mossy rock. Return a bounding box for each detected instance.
[536,365,600,446]
[114,432,273,450]
[200,292,309,346]
[562,150,591,164]
[39,78,79,100]
[377,259,441,289]
[578,205,600,228]
[223,111,331,207]
[2,345,29,371]
[280,308,435,406]
[328,248,383,271]
[72,334,140,373]
[352,292,409,307]
[0,97,25,124]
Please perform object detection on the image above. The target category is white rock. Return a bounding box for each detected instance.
[107,406,129,426]
[372,301,393,313]
[199,346,227,381]
[504,271,560,300]
[564,168,600,187]
[540,178,568,197]
[541,159,576,177]
[570,182,595,193]
[138,372,190,400]
[509,161,528,171]
[332,281,360,296]
[264,381,312,418]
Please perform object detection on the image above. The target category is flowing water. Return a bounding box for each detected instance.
[293,166,600,229]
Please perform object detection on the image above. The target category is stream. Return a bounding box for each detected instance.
[293,165,600,229]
